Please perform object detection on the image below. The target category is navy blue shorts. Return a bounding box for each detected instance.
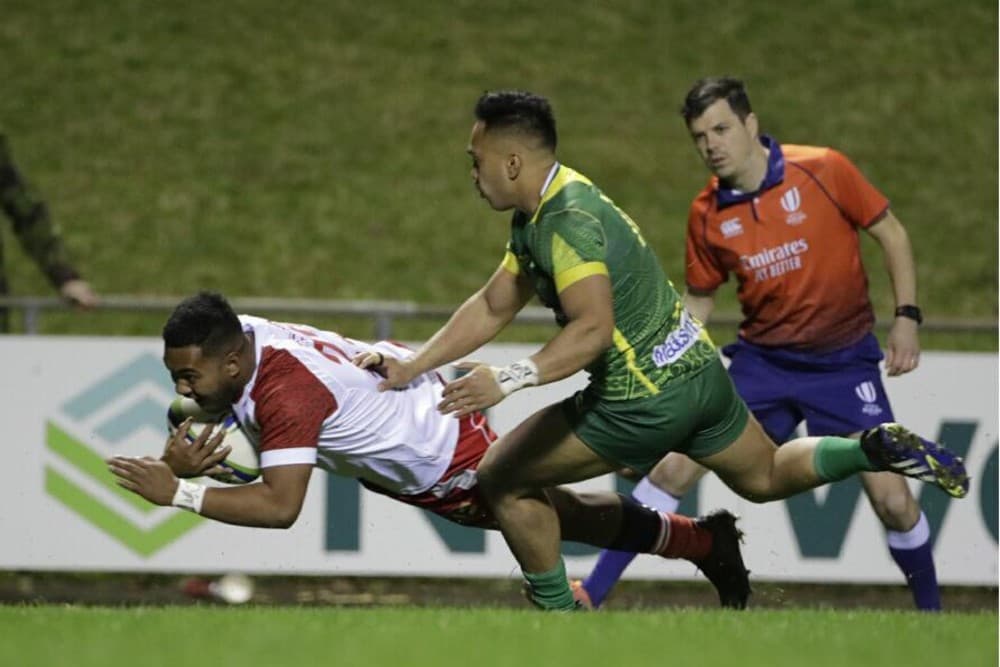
[723,333,894,442]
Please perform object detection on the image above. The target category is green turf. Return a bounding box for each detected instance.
[0,0,996,343]
[0,605,995,667]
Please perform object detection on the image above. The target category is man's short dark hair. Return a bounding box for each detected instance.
[681,77,753,123]
[163,291,243,357]
[474,90,557,151]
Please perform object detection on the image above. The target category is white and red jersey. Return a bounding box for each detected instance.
[231,315,458,496]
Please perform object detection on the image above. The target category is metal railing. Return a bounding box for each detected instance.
[0,295,996,339]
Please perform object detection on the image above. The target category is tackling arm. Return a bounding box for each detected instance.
[406,265,534,375]
[528,273,614,383]
[436,272,613,417]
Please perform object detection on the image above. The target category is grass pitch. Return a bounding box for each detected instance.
[1,1,996,344]
[1,605,996,667]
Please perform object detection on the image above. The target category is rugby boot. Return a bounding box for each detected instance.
[861,423,969,498]
[690,509,751,610]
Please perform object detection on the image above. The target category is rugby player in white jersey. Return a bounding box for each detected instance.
[108,291,753,608]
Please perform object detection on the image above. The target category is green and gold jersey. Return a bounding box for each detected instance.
[501,164,717,400]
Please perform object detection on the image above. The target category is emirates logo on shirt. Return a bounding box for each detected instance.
[780,187,807,225]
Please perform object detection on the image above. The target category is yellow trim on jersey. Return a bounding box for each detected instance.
[612,328,660,395]
[551,232,609,291]
[555,261,609,293]
[530,166,594,224]
[500,249,520,275]
[698,325,715,346]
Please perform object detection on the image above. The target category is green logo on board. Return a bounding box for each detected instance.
[45,353,203,557]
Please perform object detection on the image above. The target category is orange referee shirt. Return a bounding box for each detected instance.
[685,137,889,352]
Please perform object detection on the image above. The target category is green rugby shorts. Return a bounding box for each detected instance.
[561,356,748,474]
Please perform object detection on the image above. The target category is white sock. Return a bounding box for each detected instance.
[886,511,931,550]
[631,476,682,514]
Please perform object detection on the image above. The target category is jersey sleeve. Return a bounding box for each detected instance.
[685,197,727,291]
[252,349,338,469]
[540,210,609,293]
[826,149,890,228]
[500,241,520,275]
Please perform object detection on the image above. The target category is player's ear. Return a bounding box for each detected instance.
[505,153,521,180]
[745,112,759,139]
[223,350,241,378]
[222,341,244,378]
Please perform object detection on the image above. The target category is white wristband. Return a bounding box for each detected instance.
[172,479,207,514]
[493,358,540,396]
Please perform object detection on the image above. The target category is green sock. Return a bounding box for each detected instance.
[523,559,577,611]
[813,436,878,482]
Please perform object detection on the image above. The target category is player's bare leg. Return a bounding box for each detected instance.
[859,469,940,610]
[697,416,968,502]
[476,402,750,610]
[576,452,709,607]
[475,404,616,572]
[649,452,710,497]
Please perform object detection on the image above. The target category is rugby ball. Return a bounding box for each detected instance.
[167,397,260,484]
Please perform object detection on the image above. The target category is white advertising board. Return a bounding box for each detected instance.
[0,335,995,584]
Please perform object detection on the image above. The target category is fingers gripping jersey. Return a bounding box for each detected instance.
[232,316,458,495]
[501,165,716,400]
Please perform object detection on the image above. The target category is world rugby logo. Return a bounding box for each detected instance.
[855,381,884,416]
[780,187,807,225]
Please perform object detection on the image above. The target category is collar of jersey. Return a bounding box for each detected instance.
[714,135,784,208]
[529,163,593,223]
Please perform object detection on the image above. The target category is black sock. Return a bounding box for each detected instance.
[606,494,663,552]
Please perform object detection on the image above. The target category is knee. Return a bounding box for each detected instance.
[868,487,919,530]
[647,453,705,497]
[726,471,789,503]
[475,456,516,502]
[740,486,782,504]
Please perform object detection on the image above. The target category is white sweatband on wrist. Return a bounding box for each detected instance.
[172,479,207,514]
[493,358,540,396]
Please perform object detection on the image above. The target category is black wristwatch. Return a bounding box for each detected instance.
[894,304,923,325]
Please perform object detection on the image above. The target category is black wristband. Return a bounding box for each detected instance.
[894,305,923,325]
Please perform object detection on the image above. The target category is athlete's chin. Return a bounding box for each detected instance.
[194,396,230,416]
[479,194,511,212]
[708,161,731,178]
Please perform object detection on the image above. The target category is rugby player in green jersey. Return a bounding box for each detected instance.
[357,90,968,611]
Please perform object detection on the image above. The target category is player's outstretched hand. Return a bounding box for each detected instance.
[161,417,231,478]
[107,456,179,506]
[885,318,920,376]
[352,350,419,391]
[438,361,504,417]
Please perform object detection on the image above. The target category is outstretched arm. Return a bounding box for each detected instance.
[522,272,613,383]
[108,457,313,529]
[437,272,614,417]
[358,264,534,389]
